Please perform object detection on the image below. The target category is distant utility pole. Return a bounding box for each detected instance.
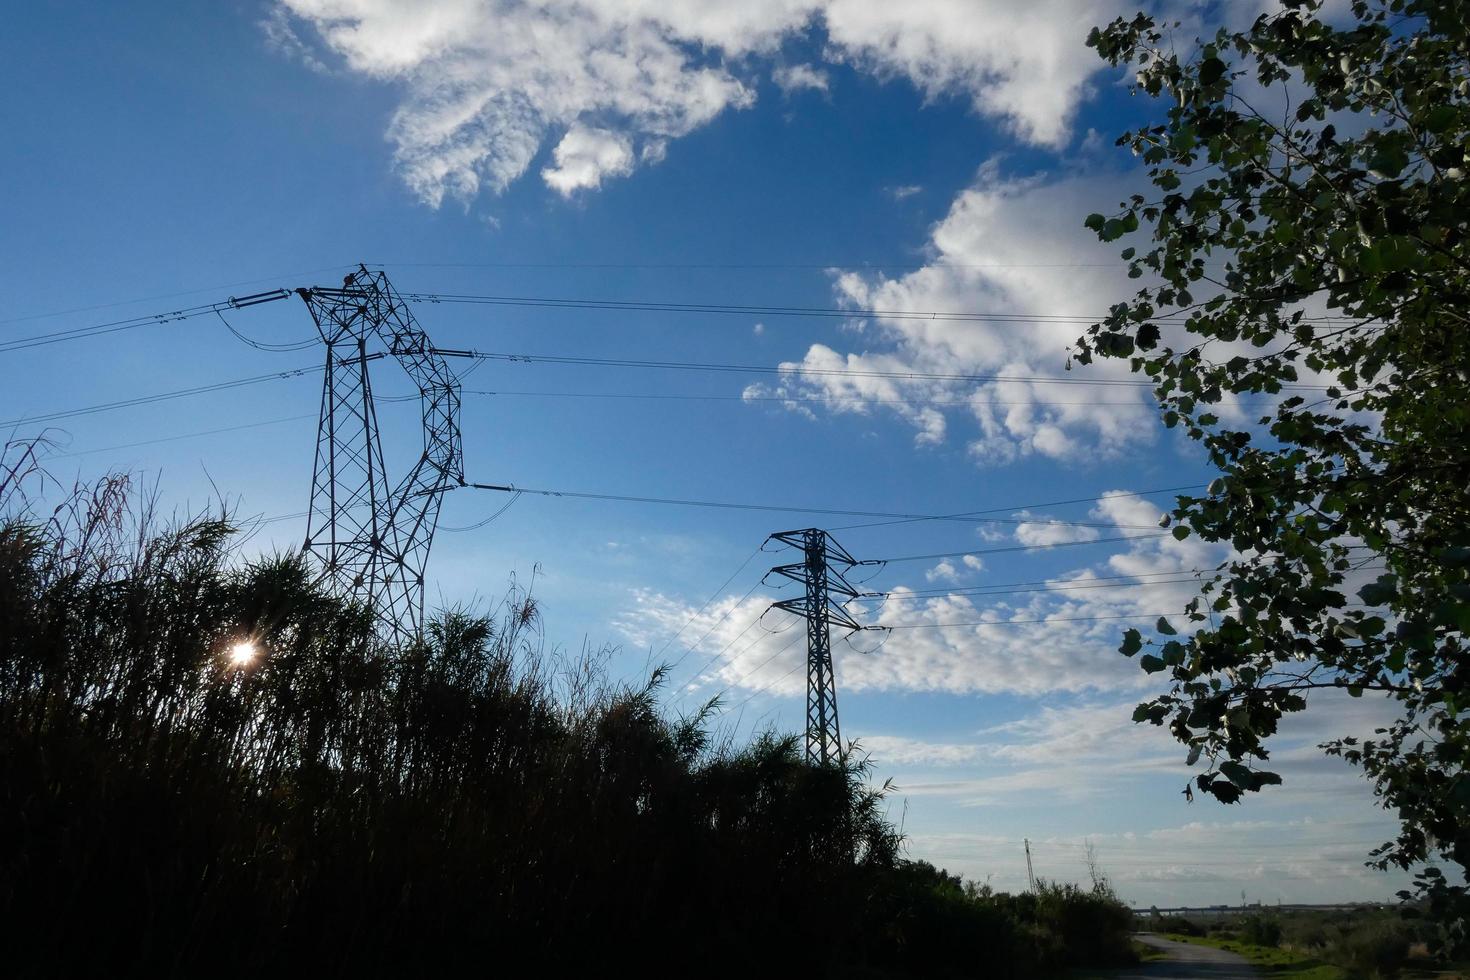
[297,266,463,641]
[1025,838,1037,892]
[767,528,875,766]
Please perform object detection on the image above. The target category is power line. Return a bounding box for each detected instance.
[0,364,318,428]
[0,264,352,328]
[457,388,1183,407]
[727,660,804,714]
[438,490,522,532]
[871,533,1172,564]
[0,302,231,353]
[0,287,296,354]
[715,631,806,701]
[669,606,784,709]
[656,545,769,677]
[463,482,1162,530]
[376,260,1132,272]
[866,562,1385,600]
[436,347,1339,390]
[48,414,317,459]
[828,485,1204,532]
[865,569,1206,598]
[213,308,317,351]
[406,290,1349,326]
[858,578,1210,602]
[879,611,1196,630]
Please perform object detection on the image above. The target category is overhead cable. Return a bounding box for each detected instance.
[870,533,1172,564]
[434,348,1336,390]
[405,290,1349,326]
[0,364,318,428]
[463,482,1162,530]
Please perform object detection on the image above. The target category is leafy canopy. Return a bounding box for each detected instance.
[1079,0,1468,943]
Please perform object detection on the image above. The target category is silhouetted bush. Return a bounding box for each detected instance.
[1153,914,1204,936]
[0,452,1136,977]
[1240,913,1283,948]
[1329,920,1416,978]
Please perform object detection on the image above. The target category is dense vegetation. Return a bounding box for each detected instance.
[1080,0,1468,946]
[0,453,1133,977]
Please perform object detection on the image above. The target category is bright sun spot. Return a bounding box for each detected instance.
[229,641,257,666]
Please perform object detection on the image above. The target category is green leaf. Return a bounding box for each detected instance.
[1120,628,1143,656]
[1198,56,1226,86]
[1357,574,1398,607]
[1156,617,1177,636]
[1421,104,1456,134]
[1367,145,1409,179]
[1140,654,1167,674]
[1219,761,1254,788]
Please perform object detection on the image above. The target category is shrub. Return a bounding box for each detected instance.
[0,452,1140,978]
[1154,914,1204,937]
[1240,913,1284,948]
[1330,920,1415,978]
[1029,881,1137,968]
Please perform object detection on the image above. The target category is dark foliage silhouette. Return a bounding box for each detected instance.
[0,447,1133,977]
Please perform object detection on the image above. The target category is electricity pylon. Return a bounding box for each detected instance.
[297,266,463,641]
[767,528,875,766]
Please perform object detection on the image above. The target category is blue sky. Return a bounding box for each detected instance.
[1,0,1418,906]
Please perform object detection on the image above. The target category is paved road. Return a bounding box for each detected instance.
[1078,933,1259,980]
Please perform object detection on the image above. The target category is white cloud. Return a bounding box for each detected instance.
[766,165,1164,463]
[772,63,829,93]
[880,693,1417,906]
[541,124,635,196]
[859,734,983,766]
[821,0,1120,147]
[925,560,960,583]
[269,0,1136,204]
[888,184,923,200]
[615,498,1240,701]
[1013,511,1102,548]
[273,0,775,204]
[906,812,1415,907]
[260,6,332,74]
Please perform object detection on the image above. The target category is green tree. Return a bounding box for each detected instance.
[1078,0,1468,946]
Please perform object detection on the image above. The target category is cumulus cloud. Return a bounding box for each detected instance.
[272,0,777,204]
[1013,511,1102,548]
[761,165,1168,463]
[541,124,635,196]
[612,492,1248,702]
[821,0,1119,147]
[772,63,830,94]
[925,560,960,583]
[269,0,1136,203]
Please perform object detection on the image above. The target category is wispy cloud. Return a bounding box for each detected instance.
[268,0,1134,204]
[772,63,829,94]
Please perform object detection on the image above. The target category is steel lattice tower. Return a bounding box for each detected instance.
[768,528,870,765]
[297,266,463,640]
